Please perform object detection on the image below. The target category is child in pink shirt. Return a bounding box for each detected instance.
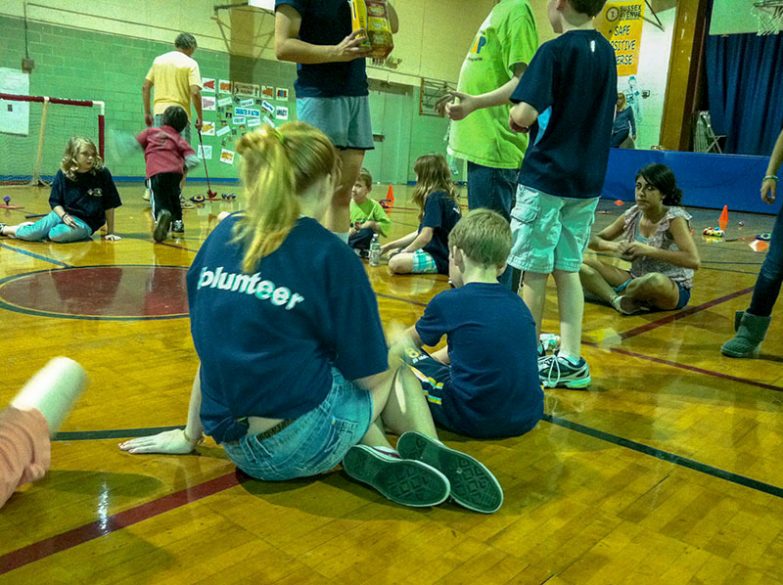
[136,105,200,242]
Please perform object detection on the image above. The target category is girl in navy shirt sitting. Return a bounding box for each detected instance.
[0,137,121,242]
[120,123,502,513]
[381,154,462,275]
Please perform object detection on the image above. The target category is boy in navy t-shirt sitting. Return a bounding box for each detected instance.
[507,0,617,389]
[390,209,543,439]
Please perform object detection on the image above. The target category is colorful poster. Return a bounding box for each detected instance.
[216,124,232,137]
[276,87,289,101]
[239,98,255,107]
[247,117,261,128]
[233,82,260,97]
[595,1,646,77]
[261,86,275,99]
[201,120,216,136]
[275,106,289,121]
[0,68,31,135]
[233,116,246,126]
[235,107,260,118]
[202,78,216,94]
[220,149,236,164]
[218,79,233,93]
[217,96,233,108]
[261,100,275,116]
[201,96,216,111]
[198,145,212,160]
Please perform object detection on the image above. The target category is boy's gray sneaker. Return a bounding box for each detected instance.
[153,210,172,243]
[396,432,503,514]
[342,445,450,508]
[171,219,185,234]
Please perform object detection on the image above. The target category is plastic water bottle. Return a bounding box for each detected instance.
[369,234,381,267]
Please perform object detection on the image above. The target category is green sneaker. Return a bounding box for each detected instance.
[396,432,503,514]
[342,445,450,508]
[538,354,591,389]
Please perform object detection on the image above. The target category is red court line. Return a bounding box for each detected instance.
[618,286,754,340]
[585,342,783,393]
[0,471,240,576]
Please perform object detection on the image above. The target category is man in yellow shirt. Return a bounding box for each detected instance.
[142,33,203,143]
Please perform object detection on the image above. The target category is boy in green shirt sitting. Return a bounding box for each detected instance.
[349,168,391,255]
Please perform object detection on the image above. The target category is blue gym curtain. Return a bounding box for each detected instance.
[705,31,783,155]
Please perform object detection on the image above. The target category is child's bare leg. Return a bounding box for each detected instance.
[364,365,437,442]
[325,149,365,238]
[388,253,415,274]
[624,273,680,310]
[522,271,548,336]
[11,357,88,435]
[430,346,450,364]
[553,270,584,359]
[579,258,630,304]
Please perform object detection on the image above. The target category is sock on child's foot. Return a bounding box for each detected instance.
[558,353,582,366]
[371,445,401,458]
[11,357,88,435]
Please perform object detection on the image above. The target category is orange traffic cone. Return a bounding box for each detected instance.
[718,204,729,231]
[381,184,395,211]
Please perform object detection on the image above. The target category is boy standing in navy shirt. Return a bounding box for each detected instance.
[507,0,617,389]
[392,209,543,438]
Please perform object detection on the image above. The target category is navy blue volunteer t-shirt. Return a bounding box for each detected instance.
[187,215,388,443]
[275,0,368,97]
[415,283,543,438]
[511,30,617,198]
[421,191,462,274]
[49,168,122,233]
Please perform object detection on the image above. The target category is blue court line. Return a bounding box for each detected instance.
[0,242,71,268]
[54,426,181,441]
[543,414,783,499]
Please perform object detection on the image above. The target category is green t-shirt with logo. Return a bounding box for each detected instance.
[449,0,538,170]
[350,197,391,236]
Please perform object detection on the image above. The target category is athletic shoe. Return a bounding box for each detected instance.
[171,220,185,234]
[153,210,172,243]
[342,445,451,508]
[611,295,647,316]
[396,431,503,514]
[538,354,591,389]
[142,189,151,202]
[0,223,6,237]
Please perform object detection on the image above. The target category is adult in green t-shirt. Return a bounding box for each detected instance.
[440,0,538,223]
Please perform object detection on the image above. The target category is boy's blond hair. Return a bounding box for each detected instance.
[448,209,511,269]
[357,167,373,189]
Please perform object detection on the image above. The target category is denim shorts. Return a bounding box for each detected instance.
[615,278,692,310]
[221,368,373,481]
[296,96,374,150]
[508,186,599,273]
[411,249,438,274]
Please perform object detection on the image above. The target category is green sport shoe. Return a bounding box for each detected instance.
[342,445,450,508]
[396,432,503,514]
[538,354,591,389]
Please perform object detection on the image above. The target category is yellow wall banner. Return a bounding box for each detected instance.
[595,1,646,77]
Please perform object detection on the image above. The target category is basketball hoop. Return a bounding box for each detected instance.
[753,0,783,35]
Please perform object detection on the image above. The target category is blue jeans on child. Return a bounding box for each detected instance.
[749,204,783,317]
[221,368,373,481]
[15,211,92,243]
[467,162,520,290]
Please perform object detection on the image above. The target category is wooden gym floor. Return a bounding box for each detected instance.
[0,182,782,584]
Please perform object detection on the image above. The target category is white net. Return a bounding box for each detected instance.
[0,95,102,185]
[753,1,783,35]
